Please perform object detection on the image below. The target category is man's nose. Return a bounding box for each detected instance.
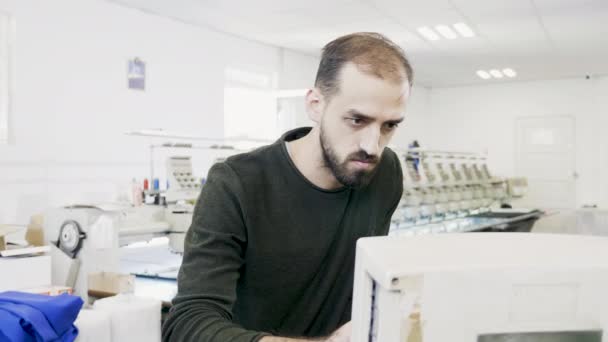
[359,127,381,157]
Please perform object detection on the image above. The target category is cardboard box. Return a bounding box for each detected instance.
[25,214,45,247]
[88,272,134,294]
[0,255,52,291]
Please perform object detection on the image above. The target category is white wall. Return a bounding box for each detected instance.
[277,48,318,129]
[424,76,608,208]
[391,85,431,149]
[0,0,318,224]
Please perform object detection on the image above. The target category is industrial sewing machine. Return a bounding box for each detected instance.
[41,131,264,303]
[42,156,202,301]
[391,149,541,236]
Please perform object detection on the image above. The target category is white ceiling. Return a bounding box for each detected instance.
[109,0,608,87]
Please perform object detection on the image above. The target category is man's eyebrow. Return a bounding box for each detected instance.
[386,117,405,125]
[347,109,404,125]
[346,109,374,121]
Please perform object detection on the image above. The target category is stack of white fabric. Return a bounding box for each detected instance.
[74,309,111,342]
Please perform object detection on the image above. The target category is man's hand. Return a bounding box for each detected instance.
[259,321,351,342]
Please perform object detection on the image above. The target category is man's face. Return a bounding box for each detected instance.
[317,63,410,188]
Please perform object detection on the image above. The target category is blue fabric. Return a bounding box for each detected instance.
[0,291,83,342]
[0,302,55,341]
[0,309,32,342]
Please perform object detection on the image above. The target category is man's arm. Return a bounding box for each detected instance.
[162,162,270,342]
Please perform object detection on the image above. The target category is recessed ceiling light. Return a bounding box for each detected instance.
[417,26,440,41]
[502,68,517,78]
[476,70,491,80]
[453,22,475,38]
[489,69,504,78]
[435,25,458,40]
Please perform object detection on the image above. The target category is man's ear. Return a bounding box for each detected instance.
[305,88,325,124]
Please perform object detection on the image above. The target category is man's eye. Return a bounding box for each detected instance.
[349,118,363,125]
[383,123,399,132]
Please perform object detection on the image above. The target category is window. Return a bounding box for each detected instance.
[223,67,278,142]
[0,12,14,144]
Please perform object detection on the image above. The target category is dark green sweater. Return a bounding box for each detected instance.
[162,127,403,342]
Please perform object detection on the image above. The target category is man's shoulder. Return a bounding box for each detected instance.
[225,142,281,169]
[205,143,283,197]
[379,147,402,176]
[211,142,283,183]
[382,147,400,164]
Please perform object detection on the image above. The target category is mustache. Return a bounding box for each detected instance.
[348,150,379,164]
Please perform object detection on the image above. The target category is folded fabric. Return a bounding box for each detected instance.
[0,291,83,342]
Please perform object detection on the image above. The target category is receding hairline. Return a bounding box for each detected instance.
[319,61,411,101]
[351,61,410,85]
[314,32,414,100]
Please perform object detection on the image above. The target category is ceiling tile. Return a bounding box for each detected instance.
[110,0,608,87]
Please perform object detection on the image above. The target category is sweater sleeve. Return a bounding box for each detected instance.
[162,162,270,342]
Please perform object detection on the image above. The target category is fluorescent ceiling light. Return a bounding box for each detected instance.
[417,26,440,41]
[476,70,491,80]
[453,22,475,38]
[502,68,517,78]
[489,69,504,78]
[435,25,458,39]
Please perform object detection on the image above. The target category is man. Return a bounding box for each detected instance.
[162,32,413,342]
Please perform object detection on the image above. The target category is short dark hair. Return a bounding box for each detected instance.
[314,32,413,100]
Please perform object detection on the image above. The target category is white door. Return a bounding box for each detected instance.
[516,116,576,209]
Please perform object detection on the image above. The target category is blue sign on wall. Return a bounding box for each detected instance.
[128,58,145,90]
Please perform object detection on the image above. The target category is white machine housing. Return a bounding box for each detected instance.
[43,204,191,301]
[352,233,608,342]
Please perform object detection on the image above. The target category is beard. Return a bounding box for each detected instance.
[320,126,381,189]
